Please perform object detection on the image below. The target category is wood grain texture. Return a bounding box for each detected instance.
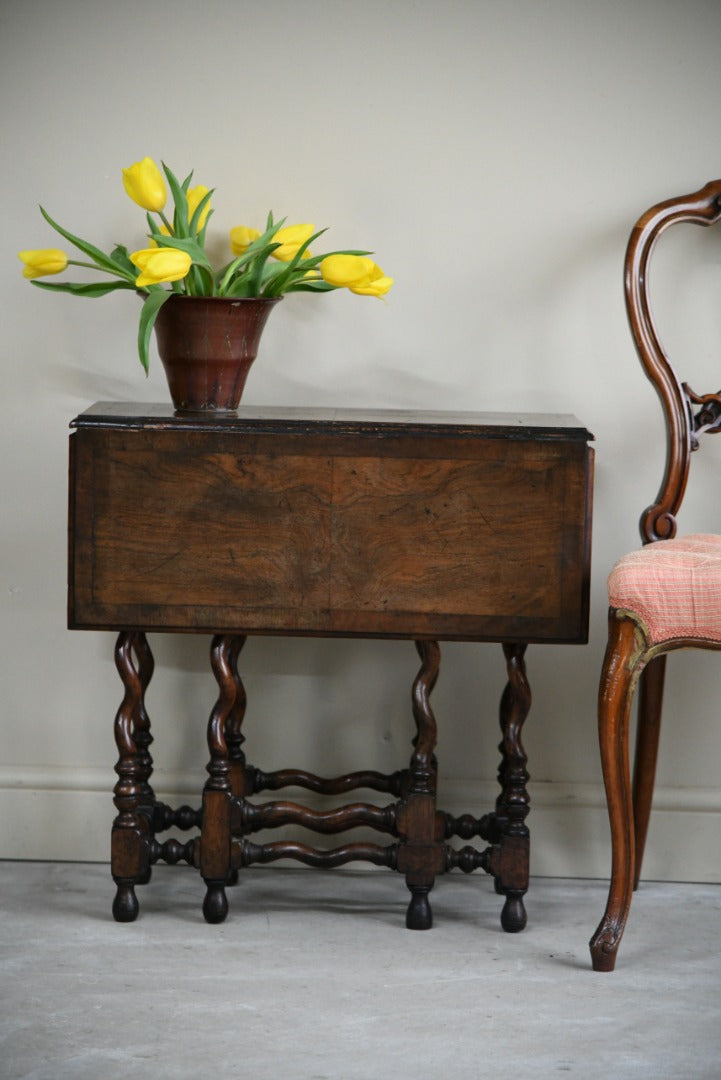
[68,411,593,642]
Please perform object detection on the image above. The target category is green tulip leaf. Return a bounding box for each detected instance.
[39,206,135,281]
[219,242,283,295]
[39,219,103,273]
[196,219,211,248]
[300,249,371,269]
[285,281,338,293]
[31,279,137,298]
[262,231,327,297]
[109,245,136,275]
[217,237,284,295]
[194,264,215,295]
[248,255,272,296]
[137,288,172,375]
[224,277,254,298]
[240,221,291,295]
[162,162,189,238]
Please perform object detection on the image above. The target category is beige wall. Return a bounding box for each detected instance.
[2,0,721,880]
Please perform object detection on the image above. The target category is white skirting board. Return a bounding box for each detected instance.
[1,766,720,882]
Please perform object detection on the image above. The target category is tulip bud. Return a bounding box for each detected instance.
[130,247,192,288]
[187,184,211,231]
[229,225,261,255]
[320,254,393,297]
[271,224,314,262]
[18,248,68,279]
[122,157,167,213]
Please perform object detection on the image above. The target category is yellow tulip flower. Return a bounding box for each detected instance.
[229,225,261,255]
[187,184,211,231]
[122,157,167,213]
[348,271,393,297]
[271,223,314,262]
[320,254,393,297]
[18,248,68,279]
[130,247,192,288]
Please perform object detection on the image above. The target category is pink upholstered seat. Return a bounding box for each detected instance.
[608,533,721,645]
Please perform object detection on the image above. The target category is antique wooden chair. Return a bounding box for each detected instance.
[590,180,721,971]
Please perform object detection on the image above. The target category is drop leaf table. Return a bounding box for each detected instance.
[68,403,593,931]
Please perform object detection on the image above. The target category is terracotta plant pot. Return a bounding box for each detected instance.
[153,295,281,414]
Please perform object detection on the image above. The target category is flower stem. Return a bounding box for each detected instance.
[67,258,132,281]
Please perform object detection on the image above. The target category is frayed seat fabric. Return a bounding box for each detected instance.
[608,533,721,646]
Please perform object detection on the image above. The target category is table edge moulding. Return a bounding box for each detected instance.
[67,402,594,934]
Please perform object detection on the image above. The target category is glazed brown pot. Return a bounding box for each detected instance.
[153,295,281,413]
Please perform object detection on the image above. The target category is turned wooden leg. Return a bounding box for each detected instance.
[410,640,439,796]
[130,632,155,800]
[201,634,237,924]
[225,635,248,794]
[399,641,442,930]
[493,643,531,933]
[632,655,666,889]
[590,612,648,971]
[130,632,155,885]
[223,635,248,886]
[111,631,150,922]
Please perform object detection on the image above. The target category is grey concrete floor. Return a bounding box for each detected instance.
[1,862,720,1079]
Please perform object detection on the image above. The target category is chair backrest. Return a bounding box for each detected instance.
[625,180,721,544]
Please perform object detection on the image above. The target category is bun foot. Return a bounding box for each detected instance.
[406,885,433,930]
[203,882,229,924]
[112,882,139,922]
[500,891,527,933]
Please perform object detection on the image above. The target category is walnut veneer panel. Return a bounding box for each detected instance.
[68,406,593,641]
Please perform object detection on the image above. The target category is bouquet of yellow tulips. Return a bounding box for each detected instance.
[19,157,393,373]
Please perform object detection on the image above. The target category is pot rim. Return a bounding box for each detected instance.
[162,293,283,305]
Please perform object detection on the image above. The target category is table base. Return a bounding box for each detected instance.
[110,632,531,933]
